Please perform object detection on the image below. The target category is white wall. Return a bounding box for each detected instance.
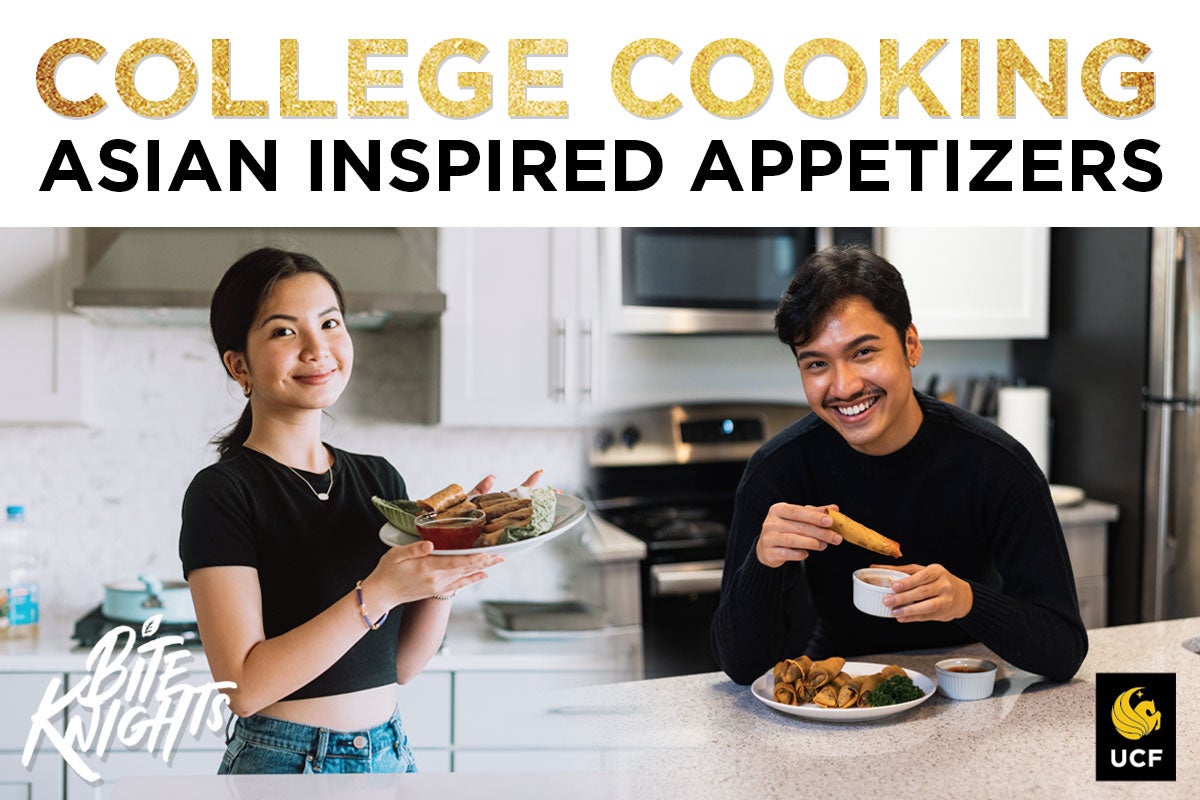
[0,324,589,618]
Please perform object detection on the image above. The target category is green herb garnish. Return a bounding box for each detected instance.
[867,674,925,707]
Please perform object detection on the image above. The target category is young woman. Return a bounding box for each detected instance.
[180,247,514,774]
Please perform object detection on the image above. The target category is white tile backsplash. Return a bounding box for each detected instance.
[0,325,589,618]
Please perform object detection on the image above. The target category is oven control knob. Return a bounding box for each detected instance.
[593,429,615,452]
[620,426,641,449]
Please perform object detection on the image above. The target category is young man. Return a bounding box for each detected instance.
[710,246,1087,684]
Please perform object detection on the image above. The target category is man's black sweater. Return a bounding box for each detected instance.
[710,392,1088,684]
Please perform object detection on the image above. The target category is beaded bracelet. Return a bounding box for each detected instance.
[355,580,389,630]
[433,591,457,600]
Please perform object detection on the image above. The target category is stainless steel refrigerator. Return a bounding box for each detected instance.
[1142,227,1200,620]
[1012,228,1193,626]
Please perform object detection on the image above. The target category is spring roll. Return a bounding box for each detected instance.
[435,499,478,518]
[825,508,903,558]
[881,664,908,680]
[837,675,868,708]
[475,529,504,548]
[482,508,533,534]
[805,657,846,690]
[419,484,466,513]
[813,672,852,708]
[782,657,810,685]
[854,673,887,708]
[774,683,798,705]
[474,492,512,504]
[481,497,532,521]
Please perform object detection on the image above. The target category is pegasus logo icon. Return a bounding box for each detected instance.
[1111,686,1162,741]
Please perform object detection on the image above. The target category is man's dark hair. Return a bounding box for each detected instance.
[774,245,912,350]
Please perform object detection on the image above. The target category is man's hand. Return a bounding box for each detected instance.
[879,563,974,622]
[755,503,844,568]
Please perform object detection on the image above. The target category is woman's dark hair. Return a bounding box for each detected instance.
[774,245,912,351]
[209,247,346,460]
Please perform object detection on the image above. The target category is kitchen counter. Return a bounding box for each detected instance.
[1056,498,1119,526]
[111,771,624,800]
[0,608,640,674]
[580,516,647,562]
[570,616,1199,798]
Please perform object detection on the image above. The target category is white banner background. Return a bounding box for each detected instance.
[2,0,1194,226]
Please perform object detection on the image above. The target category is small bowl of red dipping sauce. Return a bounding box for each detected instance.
[935,657,998,700]
[415,509,487,550]
[851,568,909,618]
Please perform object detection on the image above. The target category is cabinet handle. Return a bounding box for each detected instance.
[579,320,593,402]
[553,320,567,401]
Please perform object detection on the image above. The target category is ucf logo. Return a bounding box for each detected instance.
[1096,673,1175,781]
[1111,686,1162,741]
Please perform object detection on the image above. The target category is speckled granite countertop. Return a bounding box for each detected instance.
[576,617,1199,798]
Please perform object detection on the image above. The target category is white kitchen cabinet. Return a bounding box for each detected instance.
[0,672,64,800]
[0,673,63,751]
[452,749,604,773]
[0,228,89,424]
[452,670,626,750]
[412,749,450,773]
[396,671,451,748]
[438,228,598,427]
[66,750,221,800]
[1059,500,1118,629]
[880,228,1050,339]
[0,752,61,800]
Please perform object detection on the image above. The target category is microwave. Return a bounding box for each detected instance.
[601,227,880,334]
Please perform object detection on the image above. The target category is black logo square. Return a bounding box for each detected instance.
[1096,672,1176,781]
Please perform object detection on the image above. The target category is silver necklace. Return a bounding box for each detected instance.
[245,444,334,501]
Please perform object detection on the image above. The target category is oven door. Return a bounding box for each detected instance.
[601,227,879,334]
[642,559,725,679]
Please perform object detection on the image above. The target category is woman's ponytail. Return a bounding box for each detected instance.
[212,401,254,461]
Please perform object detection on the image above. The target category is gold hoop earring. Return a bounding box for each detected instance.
[243,384,252,398]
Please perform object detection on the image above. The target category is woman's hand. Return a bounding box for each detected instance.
[468,469,543,496]
[363,541,502,611]
[755,503,844,568]
[878,562,974,622]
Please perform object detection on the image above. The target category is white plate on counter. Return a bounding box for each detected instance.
[751,661,936,722]
[379,493,588,556]
[1050,484,1086,508]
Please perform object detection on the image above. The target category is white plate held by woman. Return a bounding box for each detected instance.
[379,493,588,556]
[751,661,936,722]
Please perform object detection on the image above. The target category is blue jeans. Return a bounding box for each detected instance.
[218,709,417,774]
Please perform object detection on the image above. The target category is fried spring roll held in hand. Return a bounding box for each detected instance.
[825,508,903,558]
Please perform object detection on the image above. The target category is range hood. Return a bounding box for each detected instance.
[73,228,444,329]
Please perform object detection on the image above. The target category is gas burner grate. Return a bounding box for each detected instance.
[72,605,201,649]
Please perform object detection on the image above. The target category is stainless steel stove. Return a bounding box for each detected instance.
[72,605,202,649]
[588,402,809,678]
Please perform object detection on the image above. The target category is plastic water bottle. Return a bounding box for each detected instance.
[0,506,39,639]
